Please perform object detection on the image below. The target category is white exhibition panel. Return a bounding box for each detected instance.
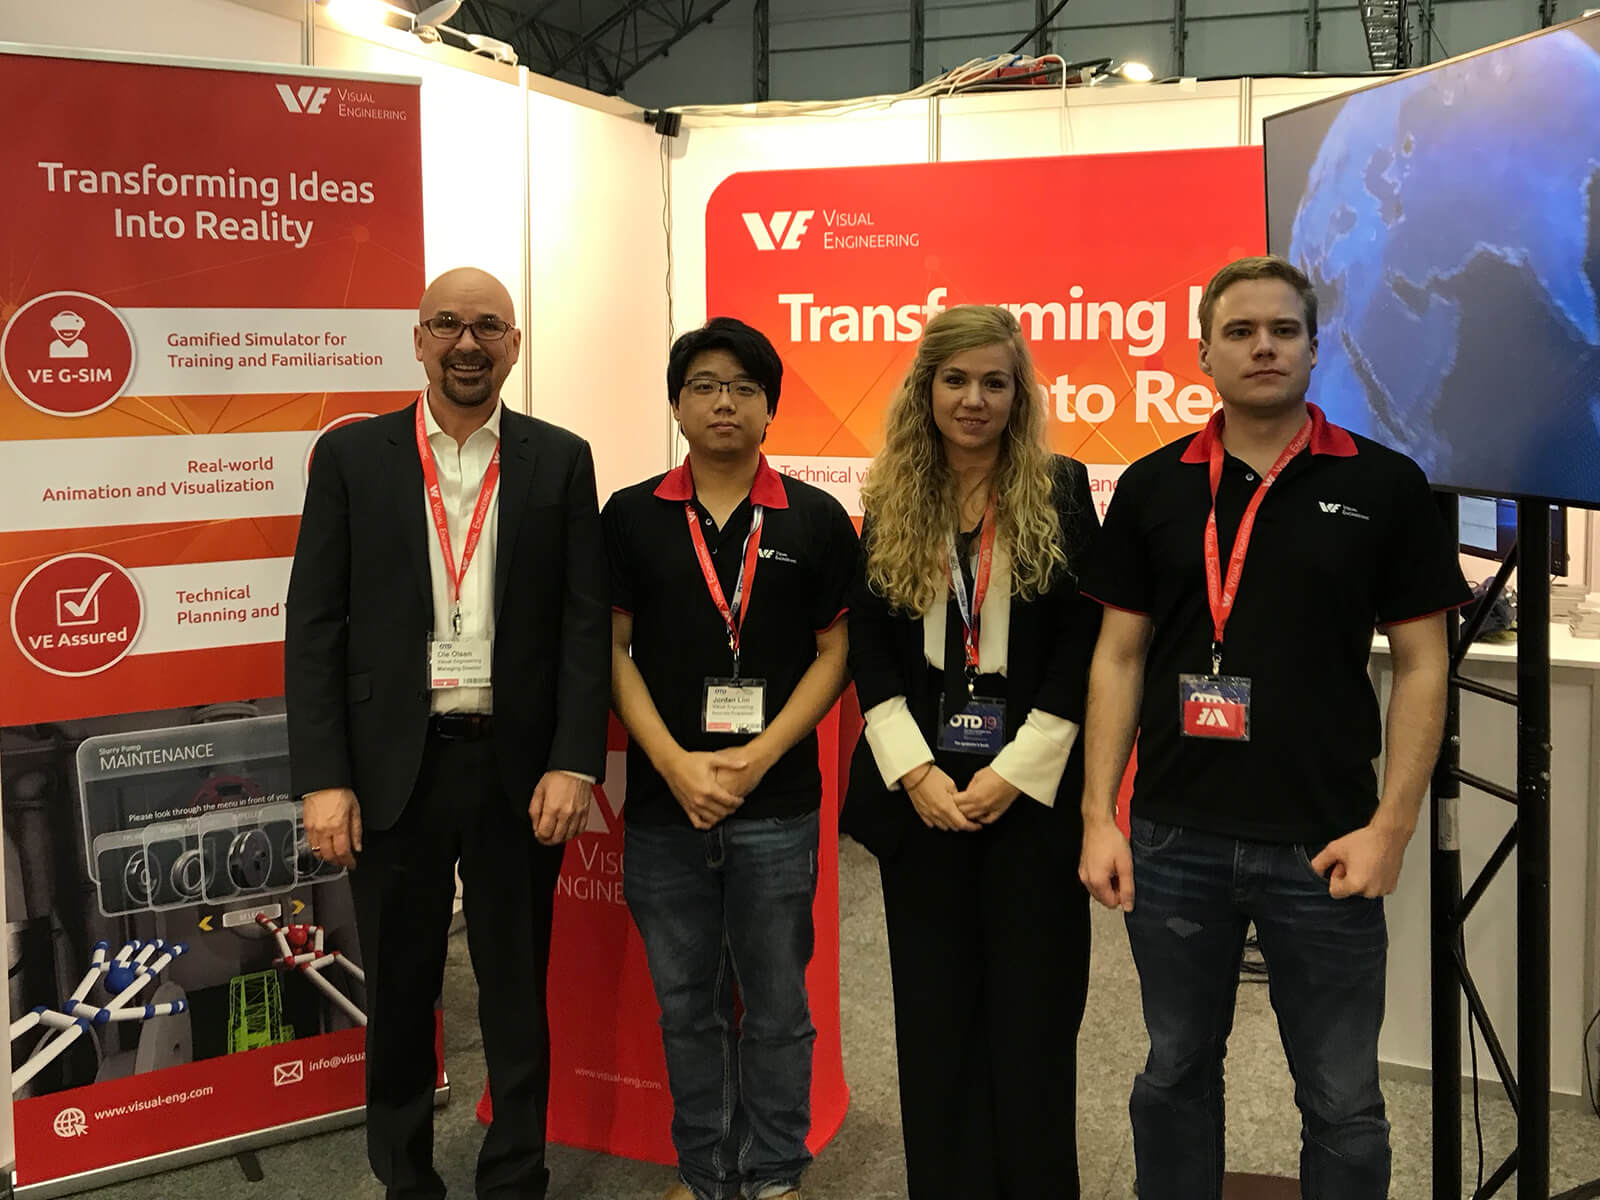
[0,0,302,64]
[935,82,1251,163]
[527,91,672,503]
[1019,80,1245,155]
[1247,75,1374,143]
[929,80,1245,167]
[1374,644,1600,1102]
[312,23,532,417]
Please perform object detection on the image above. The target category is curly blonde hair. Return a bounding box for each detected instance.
[861,304,1069,614]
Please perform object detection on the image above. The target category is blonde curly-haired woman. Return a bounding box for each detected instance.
[842,304,1101,1199]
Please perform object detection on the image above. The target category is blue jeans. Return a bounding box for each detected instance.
[624,811,820,1200]
[1124,817,1390,1200]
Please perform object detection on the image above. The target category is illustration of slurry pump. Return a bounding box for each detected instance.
[257,914,367,1027]
[10,939,189,1095]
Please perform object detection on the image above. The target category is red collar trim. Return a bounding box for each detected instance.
[1179,403,1357,464]
[652,454,790,509]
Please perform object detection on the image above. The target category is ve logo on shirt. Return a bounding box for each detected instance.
[1318,501,1370,520]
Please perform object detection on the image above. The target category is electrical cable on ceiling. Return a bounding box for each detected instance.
[663,52,1075,120]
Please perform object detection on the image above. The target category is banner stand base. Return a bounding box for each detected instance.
[10,1082,449,1199]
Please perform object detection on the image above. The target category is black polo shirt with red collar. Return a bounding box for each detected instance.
[1081,404,1470,843]
[603,455,859,827]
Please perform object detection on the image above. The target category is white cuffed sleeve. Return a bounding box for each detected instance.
[862,695,936,790]
[989,709,1081,807]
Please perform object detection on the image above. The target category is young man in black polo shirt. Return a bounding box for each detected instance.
[603,317,857,1200]
[1078,256,1469,1199]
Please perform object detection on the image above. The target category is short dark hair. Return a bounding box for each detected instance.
[666,317,782,415]
[1198,255,1319,343]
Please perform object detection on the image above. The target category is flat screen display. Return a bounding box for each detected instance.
[1264,15,1600,507]
[1458,495,1568,575]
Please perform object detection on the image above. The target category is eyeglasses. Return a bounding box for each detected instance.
[684,377,764,400]
[422,314,512,342]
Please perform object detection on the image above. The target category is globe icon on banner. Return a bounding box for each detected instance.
[52,1107,88,1138]
[1288,29,1600,503]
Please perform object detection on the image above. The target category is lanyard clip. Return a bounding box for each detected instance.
[452,607,463,638]
[1210,641,1223,676]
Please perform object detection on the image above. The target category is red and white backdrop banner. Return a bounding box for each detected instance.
[706,148,1268,834]
[705,148,1266,518]
[0,48,424,1192]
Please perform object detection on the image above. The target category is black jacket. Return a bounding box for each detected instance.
[841,455,1101,857]
[284,401,610,830]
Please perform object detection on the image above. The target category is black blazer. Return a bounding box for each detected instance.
[841,455,1102,858]
[284,401,610,831]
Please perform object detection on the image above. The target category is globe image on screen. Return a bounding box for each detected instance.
[1288,29,1600,504]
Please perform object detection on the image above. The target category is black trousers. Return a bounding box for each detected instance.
[350,731,565,1200]
[877,792,1091,1200]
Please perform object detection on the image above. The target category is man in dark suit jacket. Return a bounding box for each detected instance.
[285,267,609,1200]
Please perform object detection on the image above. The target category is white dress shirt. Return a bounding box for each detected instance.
[861,539,1082,806]
[422,393,500,716]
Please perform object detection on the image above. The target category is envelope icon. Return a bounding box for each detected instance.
[274,1060,305,1086]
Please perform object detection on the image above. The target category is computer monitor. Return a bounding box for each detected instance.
[1458,495,1569,576]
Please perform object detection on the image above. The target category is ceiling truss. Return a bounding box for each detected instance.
[456,0,739,95]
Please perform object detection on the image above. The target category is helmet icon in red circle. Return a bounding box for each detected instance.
[11,553,143,677]
[1,291,136,417]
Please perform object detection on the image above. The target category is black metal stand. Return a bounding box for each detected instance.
[1431,495,1464,1198]
[1431,496,1554,1199]
[1519,502,1552,1197]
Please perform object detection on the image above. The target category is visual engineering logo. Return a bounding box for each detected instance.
[741,210,813,252]
[276,84,331,115]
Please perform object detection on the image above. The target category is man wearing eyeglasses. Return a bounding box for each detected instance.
[285,267,608,1200]
[603,318,857,1200]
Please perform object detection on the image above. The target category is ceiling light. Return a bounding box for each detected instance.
[465,33,518,65]
[1088,60,1156,86]
[414,0,462,24]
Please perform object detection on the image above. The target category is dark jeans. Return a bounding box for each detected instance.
[624,810,820,1200]
[1124,817,1390,1200]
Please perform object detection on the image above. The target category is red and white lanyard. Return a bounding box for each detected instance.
[1203,419,1311,674]
[415,394,500,637]
[686,504,764,679]
[946,497,996,693]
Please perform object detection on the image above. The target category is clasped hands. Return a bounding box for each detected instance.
[900,763,1019,832]
[664,741,774,830]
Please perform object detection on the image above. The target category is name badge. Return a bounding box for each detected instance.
[937,695,1006,755]
[429,637,492,690]
[703,677,766,735]
[1179,674,1251,740]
